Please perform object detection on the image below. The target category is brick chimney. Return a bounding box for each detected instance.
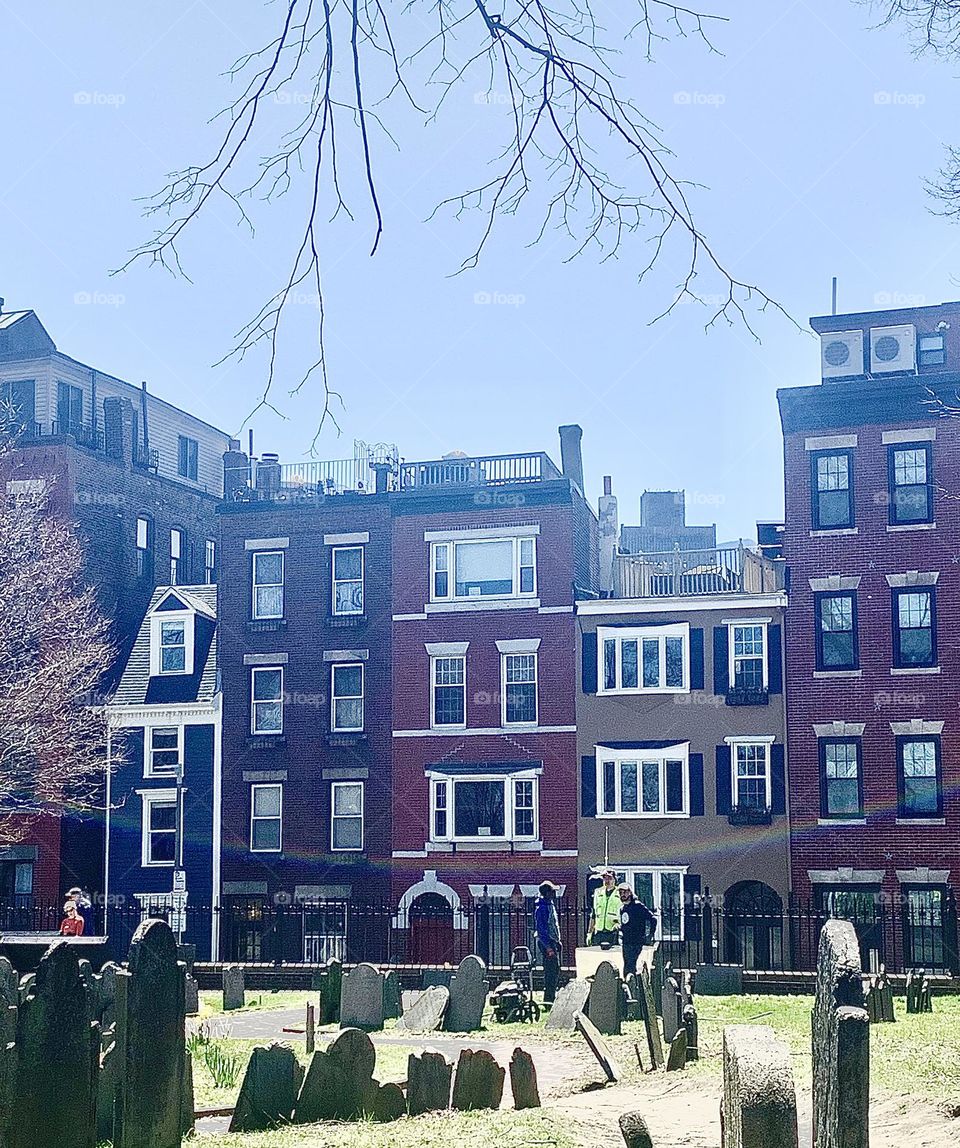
[598,475,619,596]
[558,424,584,493]
[103,397,135,466]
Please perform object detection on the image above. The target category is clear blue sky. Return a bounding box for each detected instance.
[2,1,959,540]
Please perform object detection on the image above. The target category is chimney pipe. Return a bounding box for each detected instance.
[558,424,584,493]
[598,475,618,596]
[603,475,612,496]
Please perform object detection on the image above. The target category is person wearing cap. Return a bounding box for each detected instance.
[617,883,657,976]
[587,869,620,947]
[534,880,563,1006]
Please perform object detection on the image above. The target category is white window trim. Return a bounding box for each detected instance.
[331,544,364,617]
[330,781,364,853]
[250,666,284,735]
[140,789,180,868]
[501,650,538,727]
[727,621,769,692]
[727,738,773,812]
[150,612,195,677]
[596,745,690,818]
[597,623,690,695]
[614,866,688,942]
[331,662,364,732]
[204,539,216,584]
[145,725,183,779]
[431,654,466,730]
[430,536,538,603]
[250,783,283,853]
[170,528,184,585]
[252,550,284,621]
[429,774,540,844]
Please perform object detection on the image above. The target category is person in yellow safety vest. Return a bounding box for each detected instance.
[586,868,621,947]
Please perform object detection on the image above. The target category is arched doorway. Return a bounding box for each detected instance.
[408,892,455,965]
[725,881,783,970]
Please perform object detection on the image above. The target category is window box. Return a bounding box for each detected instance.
[246,619,288,634]
[598,623,690,695]
[728,807,773,826]
[327,615,366,629]
[725,688,769,707]
[246,735,287,750]
[325,732,367,748]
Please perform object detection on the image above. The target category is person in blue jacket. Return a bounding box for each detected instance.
[534,879,562,1006]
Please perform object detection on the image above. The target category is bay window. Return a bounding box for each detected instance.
[599,624,688,694]
[430,773,539,842]
[430,535,537,601]
[597,746,688,817]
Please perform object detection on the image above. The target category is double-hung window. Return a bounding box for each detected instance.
[430,774,538,842]
[142,793,178,866]
[897,737,942,818]
[811,450,854,530]
[56,381,83,434]
[432,656,465,728]
[730,741,771,812]
[893,588,936,668]
[170,528,184,585]
[815,593,858,671]
[597,747,688,817]
[251,667,284,735]
[147,727,181,778]
[177,435,199,481]
[252,551,284,620]
[888,443,933,525]
[503,652,537,725]
[729,624,766,692]
[136,516,154,581]
[819,738,862,819]
[332,546,364,615]
[430,536,536,601]
[204,539,216,584]
[250,783,282,851]
[599,624,688,694]
[331,663,363,732]
[331,782,364,851]
[159,620,187,674]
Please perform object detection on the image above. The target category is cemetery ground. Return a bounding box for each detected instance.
[190,990,960,1146]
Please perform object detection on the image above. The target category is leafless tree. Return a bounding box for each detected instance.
[118,0,791,439]
[0,455,113,837]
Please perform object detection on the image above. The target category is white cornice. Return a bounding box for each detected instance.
[576,593,787,615]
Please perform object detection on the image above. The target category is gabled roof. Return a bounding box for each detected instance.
[0,310,33,330]
[110,584,218,708]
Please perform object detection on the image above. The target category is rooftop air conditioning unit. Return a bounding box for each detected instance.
[820,330,864,379]
[870,324,916,374]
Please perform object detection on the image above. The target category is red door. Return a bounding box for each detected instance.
[408,893,454,964]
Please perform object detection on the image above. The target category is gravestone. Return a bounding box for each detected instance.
[575,1010,621,1082]
[722,1024,798,1148]
[340,963,385,1032]
[294,1027,376,1123]
[97,1038,118,1143]
[401,989,424,1013]
[383,970,401,1021]
[812,920,869,1148]
[544,979,590,1032]
[422,969,454,989]
[864,968,895,1024]
[906,969,933,1014]
[509,1047,540,1109]
[624,973,642,1022]
[697,964,744,996]
[666,1029,687,1072]
[407,1048,453,1115]
[306,1002,316,1054]
[398,985,449,1032]
[586,960,622,1036]
[99,962,120,1029]
[446,955,488,1033]
[184,974,199,1017]
[370,1082,406,1122]
[662,972,682,1044]
[181,1051,195,1136]
[0,958,17,1008]
[77,958,94,994]
[17,973,34,1004]
[619,1111,655,1148]
[451,1048,505,1111]
[317,959,342,1024]
[10,940,98,1148]
[638,967,664,1069]
[222,965,245,1011]
[230,1043,305,1132]
[115,918,186,1148]
[684,1004,699,1062]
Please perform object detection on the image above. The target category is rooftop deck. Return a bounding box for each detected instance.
[614,543,785,599]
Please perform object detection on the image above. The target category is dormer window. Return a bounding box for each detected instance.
[159,622,186,673]
[148,594,196,676]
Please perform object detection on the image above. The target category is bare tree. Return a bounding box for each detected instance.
[118,0,790,438]
[0,458,113,834]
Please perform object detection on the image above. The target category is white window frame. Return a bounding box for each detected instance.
[170,528,184,585]
[430,536,537,603]
[598,623,690,695]
[250,783,283,853]
[429,773,539,843]
[150,612,195,677]
[431,654,467,729]
[250,666,284,735]
[613,866,687,942]
[596,745,689,818]
[727,737,774,812]
[331,662,364,732]
[204,539,216,584]
[252,550,284,620]
[330,781,364,852]
[501,651,538,726]
[331,545,364,616]
[140,789,180,867]
[727,621,769,692]
[146,725,183,779]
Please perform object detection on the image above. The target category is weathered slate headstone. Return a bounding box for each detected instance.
[509,1047,540,1109]
[181,1051,195,1136]
[662,973,682,1044]
[575,1010,621,1082]
[624,973,642,1022]
[10,940,98,1148]
[99,962,120,1029]
[305,1002,316,1054]
[684,1004,699,1062]
[230,1043,305,1132]
[906,969,932,1014]
[340,963,385,1032]
[96,1038,118,1143]
[397,985,449,1032]
[586,960,622,1036]
[383,970,401,1021]
[370,1082,406,1122]
[422,969,453,989]
[115,918,186,1148]
[317,958,342,1024]
[697,964,744,996]
[222,964,245,1011]
[446,955,488,1033]
[184,973,199,1017]
[544,978,590,1032]
[638,967,664,1069]
[619,1111,655,1148]
[722,1024,798,1148]
[407,1048,453,1115]
[812,920,869,1148]
[17,973,34,1004]
[666,1029,687,1072]
[0,958,17,1009]
[294,1027,376,1123]
[451,1048,505,1111]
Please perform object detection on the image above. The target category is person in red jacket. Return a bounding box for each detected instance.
[59,900,85,937]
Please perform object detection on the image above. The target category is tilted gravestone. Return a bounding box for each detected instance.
[544,978,590,1032]
[638,967,664,1069]
[222,965,245,1011]
[114,918,186,1148]
[451,1048,505,1111]
[619,1111,655,1148]
[340,963,385,1032]
[407,1048,453,1115]
[666,1029,687,1072]
[383,970,401,1021]
[683,1004,700,1062]
[575,1010,621,1083]
[662,973,683,1044]
[398,985,449,1033]
[230,1043,305,1132]
[294,1028,377,1123]
[509,1047,540,1109]
[446,955,488,1033]
[722,1024,798,1148]
[586,960,622,1036]
[10,940,98,1148]
[812,920,869,1148]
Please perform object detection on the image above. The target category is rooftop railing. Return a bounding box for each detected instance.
[615,543,785,599]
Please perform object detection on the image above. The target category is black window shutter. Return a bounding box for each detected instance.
[581,631,598,694]
[690,628,705,690]
[581,756,597,817]
[716,744,732,815]
[767,624,783,694]
[185,724,214,767]
[689,753,704,816]
[770,743,786,815]
[684,874,702,943]
[126,728,145,772]
[713,626,729,695]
